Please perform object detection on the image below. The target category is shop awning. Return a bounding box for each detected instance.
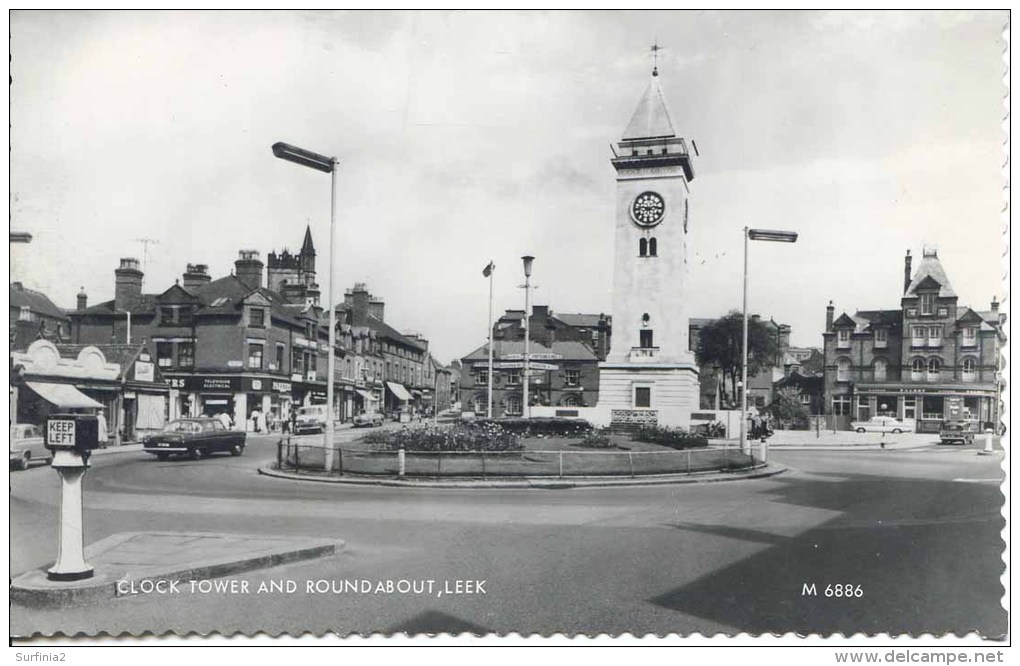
[356,389,378,402]
[386,382,412,402]
[27,382,103,409]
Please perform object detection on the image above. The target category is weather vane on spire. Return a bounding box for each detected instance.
[650,40,664,76]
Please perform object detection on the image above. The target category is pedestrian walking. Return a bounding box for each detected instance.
[250,408,262,433]
[217,411,232,431]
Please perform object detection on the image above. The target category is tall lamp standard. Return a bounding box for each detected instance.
[272,142,339,473]
[521,255,535,419]
[741,228,798,456]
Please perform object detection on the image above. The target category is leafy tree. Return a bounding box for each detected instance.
[768,386,809,428]
[694,311,779,403]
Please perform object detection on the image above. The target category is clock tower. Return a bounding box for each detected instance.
[597,65,700,428]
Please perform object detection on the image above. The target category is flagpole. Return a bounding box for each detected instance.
[486,262,495,418]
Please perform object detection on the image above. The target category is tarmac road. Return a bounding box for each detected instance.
[9,430,1007,638]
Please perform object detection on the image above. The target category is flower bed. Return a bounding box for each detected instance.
[631,426,709,450]
[468,417,593,438]
[360,423,523,452]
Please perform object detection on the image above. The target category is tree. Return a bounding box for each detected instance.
[694,311,779,404]
[768,386,809,428]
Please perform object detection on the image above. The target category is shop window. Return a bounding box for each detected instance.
[178,342,194,369]
[922,395,944,420]
[248,343,264,370]
[832,395,851,416]
[565,369,581,387]
[634,386,651,408]
[156,341,173,368]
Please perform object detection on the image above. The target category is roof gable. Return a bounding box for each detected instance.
[832,313,857,328]
[158,283,199,304]
[956,308,984,324]
[905,252,957,298]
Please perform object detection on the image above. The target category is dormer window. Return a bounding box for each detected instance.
[962,327,977,347]
[874,328,888,348]
[160,306,177,325]
[837,329,851,348]
[919,293,935,315]
[250,308,266,329]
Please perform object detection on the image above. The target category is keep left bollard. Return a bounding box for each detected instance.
[44,414,102,581]
[979,431,995,456]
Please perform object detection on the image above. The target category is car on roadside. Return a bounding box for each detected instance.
[142,418,246,461]
[9,424,51,471]
[293,405,329,435]
[850,416,914,434]
[352,411,384,428]
[938,420,976,446]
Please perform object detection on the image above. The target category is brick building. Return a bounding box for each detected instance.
[492,305,611,360]
[459,340,600,416]
[823,248,1005,432]
[9,282,70,349]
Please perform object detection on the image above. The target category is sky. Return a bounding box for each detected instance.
[9,10,1008,364]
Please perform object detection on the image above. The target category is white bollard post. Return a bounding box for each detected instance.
[48,449,94,581]
[979,431,995,456]
[759,436,768,464]
[398,446,406,476]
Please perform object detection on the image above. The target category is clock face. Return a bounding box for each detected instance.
[632,192,665,226]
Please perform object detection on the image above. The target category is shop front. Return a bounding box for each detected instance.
[856,383,998,433]
[166,374,294,432]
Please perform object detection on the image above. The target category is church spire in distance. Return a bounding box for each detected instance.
[301,223,316,256]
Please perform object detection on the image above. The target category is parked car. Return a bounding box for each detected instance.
[352,411,384,428]
[10,424,51,471]
[143,418,246,460]
[939,420,976,445]
[294,405,329,435]
[850,416,914,434]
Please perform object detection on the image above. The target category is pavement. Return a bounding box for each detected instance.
[712,430,958,451]
[11,531,343,608]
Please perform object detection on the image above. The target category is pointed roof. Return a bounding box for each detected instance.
[622,72,677,141]
[301,225,315,255]
[905,250,956,298]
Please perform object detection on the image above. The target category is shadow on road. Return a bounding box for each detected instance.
[650,471,1006,637]
[385,610,493,636]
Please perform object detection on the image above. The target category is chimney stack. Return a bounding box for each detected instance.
[344,283,372,326]
[369,298,385,322]
[903,250,913,294]
[114,258,143,311]
[77,287,88,312]
[826,301,835,332]
[234,250,264,290]
[183,263,212,290]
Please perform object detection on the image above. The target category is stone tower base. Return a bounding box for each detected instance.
[594,364,701,429]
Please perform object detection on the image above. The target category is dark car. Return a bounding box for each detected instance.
[143,418,246,460]
[939,420,975,446]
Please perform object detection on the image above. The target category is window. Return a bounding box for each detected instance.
[160,306,176,325]
[178,307,193,326]
[562,394,580,407]
[156,342,173,368]
[475,369,488,385]
[565,369,581,387]
[874,328,888,348]
[178,342,194,369]
[249,308,265,328]
[911,326,926,345]
[276,343,286,372]
[873,358,887,382]
[911,357,925,381]
[927,325,941,346]
[903,397,917,420]
[962,357,977,381]
[962,327,977,347]
[639,329,654,348]
[648,238,657,256]
[799,393,812,405]
[832,395,851,416]
[836,358,850,382]
[473,395,487,414]
[248,343,264,369]
[634,386,651,408]
[837,329,851,348]
[639,238,648,257]
[505,394,522,416]
[926,357,940,380]
[506,371,520,386]
[920,293,934,315]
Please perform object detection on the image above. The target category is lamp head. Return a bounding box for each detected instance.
[521,255,535,277]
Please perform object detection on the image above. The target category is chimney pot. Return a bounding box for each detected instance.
[77,287,88,312]
[234,250,264,290]
[115,257,144,311]
[904,250,913,294]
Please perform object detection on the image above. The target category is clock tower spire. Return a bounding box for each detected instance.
[595,59,701,429]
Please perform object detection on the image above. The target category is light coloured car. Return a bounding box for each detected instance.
[352,412,384,428]
[10,424,51,470]
[850,416,914,434]
[294,405,328,435]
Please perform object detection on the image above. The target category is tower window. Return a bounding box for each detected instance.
[639,329,654,348]
[648,238,657,256]
[639,238,648,257]
[634,387,651,408]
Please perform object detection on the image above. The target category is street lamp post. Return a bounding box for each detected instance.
[740,227,798,457]
[521,256,534,419]
[272,142,340,473]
